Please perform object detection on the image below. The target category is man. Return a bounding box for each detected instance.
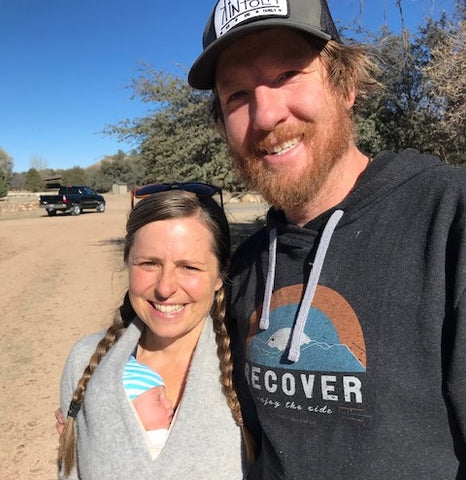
[189,0,466,478]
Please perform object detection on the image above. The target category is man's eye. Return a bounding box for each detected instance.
[227,90,248,104]
[278,71,299,84]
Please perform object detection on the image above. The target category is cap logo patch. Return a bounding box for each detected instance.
[214,0,289,37]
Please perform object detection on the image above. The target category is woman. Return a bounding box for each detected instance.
[58,187,253,479]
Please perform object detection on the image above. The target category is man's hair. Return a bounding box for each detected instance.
[212,38,381,128]
[320,39,381,105]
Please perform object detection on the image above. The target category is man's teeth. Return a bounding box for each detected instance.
[269,137,300,155]
[152,303,184,313]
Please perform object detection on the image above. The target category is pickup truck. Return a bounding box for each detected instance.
[39,185,106,216]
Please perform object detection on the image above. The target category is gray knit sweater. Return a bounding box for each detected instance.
[59,317,246,479]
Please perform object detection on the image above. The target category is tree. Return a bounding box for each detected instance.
[9,172,26,190]
[105,66,242,191]
[353,6,464,165]
[23,168,45,192]
[421,10,465,164]
[87,150,148,192]
[0,147,14,185]
[61,166,88,185]
[0,167,8,198]
[355,27,437,156]
[30,155,48,172]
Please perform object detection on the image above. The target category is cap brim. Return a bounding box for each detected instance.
[188,20,331,90]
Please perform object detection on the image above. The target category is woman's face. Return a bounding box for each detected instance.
[127,215,223,348]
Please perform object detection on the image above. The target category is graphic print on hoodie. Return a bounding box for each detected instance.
[241,203,368,424]
[245,282,367,424]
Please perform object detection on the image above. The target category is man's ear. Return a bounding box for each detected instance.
[345,84,357,110]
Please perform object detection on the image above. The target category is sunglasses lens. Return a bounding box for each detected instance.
[135,182,218,198]
[131,182,222,209]
[134,183,167,197]
[181,183,219,196]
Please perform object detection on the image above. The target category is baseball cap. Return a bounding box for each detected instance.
[188,0,341,90]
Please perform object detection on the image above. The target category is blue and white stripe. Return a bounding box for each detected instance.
[123,355,165,401]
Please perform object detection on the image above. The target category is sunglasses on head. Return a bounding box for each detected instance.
[130,182,224,209]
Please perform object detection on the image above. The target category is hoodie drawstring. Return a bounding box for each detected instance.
[259,209,345,362]
[259,227,277,330]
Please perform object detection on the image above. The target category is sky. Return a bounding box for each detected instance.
[1,0,457,173]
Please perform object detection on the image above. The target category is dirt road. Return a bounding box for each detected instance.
[0,193,266,479]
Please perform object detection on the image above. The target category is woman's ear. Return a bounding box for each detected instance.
[215,277,224,292]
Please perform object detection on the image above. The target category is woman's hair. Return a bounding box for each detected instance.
[212,37,381,128]
[58,190,254,475]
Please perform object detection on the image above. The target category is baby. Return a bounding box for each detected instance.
[123,356,174,455]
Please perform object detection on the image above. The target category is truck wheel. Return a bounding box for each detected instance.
[47,210,57,217]
[96,202,105,213]
[71,205,82,215]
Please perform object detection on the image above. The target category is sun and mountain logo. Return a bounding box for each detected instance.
[247,284,366,371]
[245,284,368,422]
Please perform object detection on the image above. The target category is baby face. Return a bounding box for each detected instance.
[133,385,174,430]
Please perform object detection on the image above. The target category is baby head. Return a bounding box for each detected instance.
[132,385,174,430]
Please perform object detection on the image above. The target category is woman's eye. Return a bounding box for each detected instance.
[182,265,200,272]
[137,261,158,270]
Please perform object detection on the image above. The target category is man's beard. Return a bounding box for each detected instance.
[230,104,353,212]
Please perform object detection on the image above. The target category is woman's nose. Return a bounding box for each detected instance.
[154,268,177,299]
[251,85,287,132]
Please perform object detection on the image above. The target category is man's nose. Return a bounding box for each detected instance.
[251,85,287,132]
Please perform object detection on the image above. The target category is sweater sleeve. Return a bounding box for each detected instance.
[445,289,466,472]
[58,332,105,480]
[443,194,466,473]
[59,332,105,417]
